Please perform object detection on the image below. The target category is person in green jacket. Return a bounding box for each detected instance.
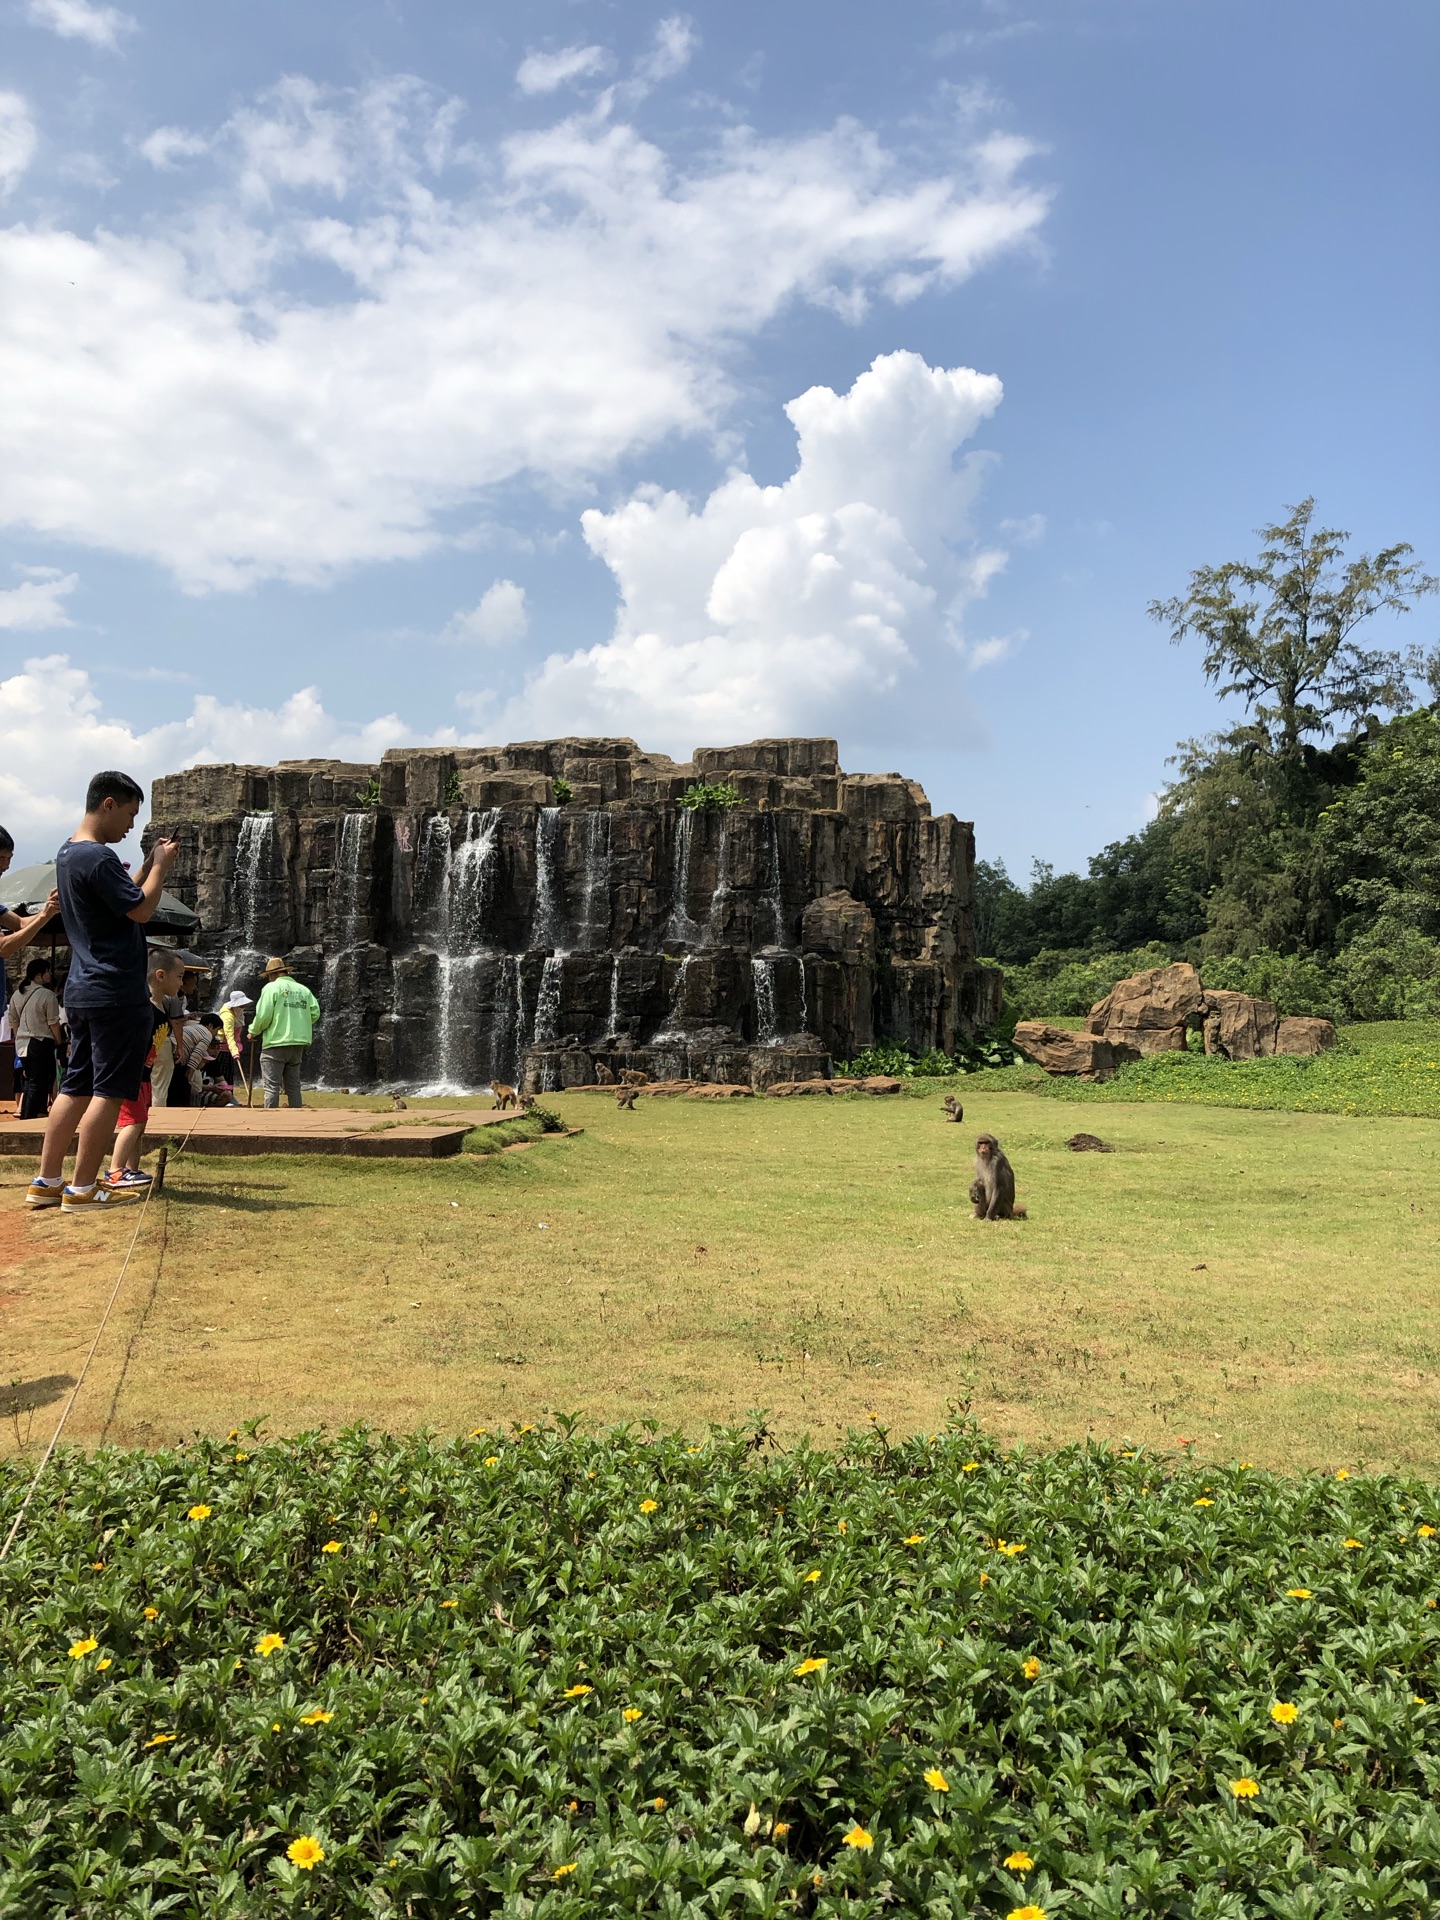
[250,956,322,1109]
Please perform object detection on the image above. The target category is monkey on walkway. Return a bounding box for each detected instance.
[594,1059,614,1085]
[492,1083,519,1110]
[940,1094,963,1122]
[970,1133,1026,1220]
[618,1068,650,1087]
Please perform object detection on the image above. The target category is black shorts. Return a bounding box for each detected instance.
[60,1005,155,1102]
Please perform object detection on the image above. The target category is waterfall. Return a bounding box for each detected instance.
[653,955,692,1041]
[579,810,611,950]
[607,954,621,1039]
[797,953,808,1036]
[752,957,777,1045]
[216,812,279,1004]
[490,955,521,1085]
[703,819,731,946]
[762,814,789,947]
[533,953,564,1046]
[432,811,500,1091]
[317,812,369,1084]
[666,809,701,946]
[531,807,568,951]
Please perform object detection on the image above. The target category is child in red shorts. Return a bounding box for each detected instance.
[106,951,184,1191]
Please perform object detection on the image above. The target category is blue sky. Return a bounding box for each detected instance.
[1,0,1435,876]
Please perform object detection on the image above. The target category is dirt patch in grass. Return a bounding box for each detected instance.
[1,1093,1437,1473]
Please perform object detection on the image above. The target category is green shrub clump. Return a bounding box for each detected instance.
[840,1035,1014,1079]
[679,782,744,812]
[6,1423,1439,1915]
[551,778,573,806]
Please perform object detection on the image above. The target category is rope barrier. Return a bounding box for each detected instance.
[0,1104,206,1564]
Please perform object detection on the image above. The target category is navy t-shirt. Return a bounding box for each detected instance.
[56,841,147,1009]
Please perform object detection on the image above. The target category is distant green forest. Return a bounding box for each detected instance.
[981,500,1440,1025]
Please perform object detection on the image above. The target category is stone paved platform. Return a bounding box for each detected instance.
[0,1107,511,1160]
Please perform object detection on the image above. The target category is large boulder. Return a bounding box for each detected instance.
[1201,989,1279,1060]
[1275,1015,1338,1055]
[1086,963,1204,1055]
[1011,1022,1117,1081]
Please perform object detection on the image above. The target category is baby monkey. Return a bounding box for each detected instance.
[970,1133,1026,1220]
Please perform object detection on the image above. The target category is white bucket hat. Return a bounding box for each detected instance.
[226,990,253,1009]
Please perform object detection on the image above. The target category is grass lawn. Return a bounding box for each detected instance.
[4,1082,1439,1475]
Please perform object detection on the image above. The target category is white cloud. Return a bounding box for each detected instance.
[635,17,698,85]
[516,44,611,96]
[503,350,1007,749]
[0,570,78,629]
[139,126,211,170]
[0,77,1049,590]
[0,653,444,857]
[441,578,528,647]
[26,0,136,50]
[0,93,37,197]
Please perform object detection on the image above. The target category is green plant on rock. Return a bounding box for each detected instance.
[443,770,464,807]
[680,782,743,812]
[552,777,574,805]
[355,779,382,809]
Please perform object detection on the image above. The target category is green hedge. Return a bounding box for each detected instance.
[4,1425,1439,1915]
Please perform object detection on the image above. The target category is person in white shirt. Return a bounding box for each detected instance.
[9,957,64,1119]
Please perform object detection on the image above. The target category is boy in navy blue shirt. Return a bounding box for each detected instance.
[27,771,181,1213]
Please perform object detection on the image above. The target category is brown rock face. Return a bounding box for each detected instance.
[1011,1022,1117,1081]
[1275,1015,1338,1055]
[1085,963,1205,1056]
[1201,989,1279,1060]
[148,737,999,1092]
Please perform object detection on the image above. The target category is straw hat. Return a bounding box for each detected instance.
[263,955,290,978]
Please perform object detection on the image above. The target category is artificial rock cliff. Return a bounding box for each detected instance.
[149,737,1000,1092]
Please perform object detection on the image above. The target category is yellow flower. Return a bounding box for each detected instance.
[67,1638,98,1659]
[1332,1715,1344,1728]
[1419,1524,1437,1537]
[254,1633,286,1657]
[552,1863,577,1878]
[962,1461,980,1472]
[519,1424,535,1434]
[287,1836,325,1871]
[1007,1908,1047,1920]
[1229,1777,1260,1798]
[96,1657,113,1671]
[321,1541,342,1554]
[1335,1469,1350,1480]
[803,1569,822,1583]
[439,1599,458,1609]
[368,1510,378,1524]
[1022,1657,1041,1679]
[837,1520,847,1534]
[1239,1461,1252,1470]
[1285,1588,1313,1600]
[923,1768,949,1792]
[1414,1695,1429,1705]
[299,1710,333,1725]
[563,1684,593,1698]
[794,1657,828,1676]
[1002,1542,1028,1557]
[841,1824,873,1850]
[1005,1850,1034,1871]
[485,1456,500,1467]
[234,1452,249,1462]
[639,1499,658,1514]
[623,1708,643,1722]
[1344,1538,1363,1550]
[773,1820,791,1838]
[228,1428,240,1441]
[979,1571,990,1587]
[1270,1701,1298,1725]
[652,1796,666,1810]
[1194,1497,1214,1507]
[904,1533,925,1545]
[143,1733,177,1749]
[187,1504,212,1522]
[91,1560,105,1570]
[143,1606,159,1620]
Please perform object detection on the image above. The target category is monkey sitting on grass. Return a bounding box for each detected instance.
[970,1134,1026,1220]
